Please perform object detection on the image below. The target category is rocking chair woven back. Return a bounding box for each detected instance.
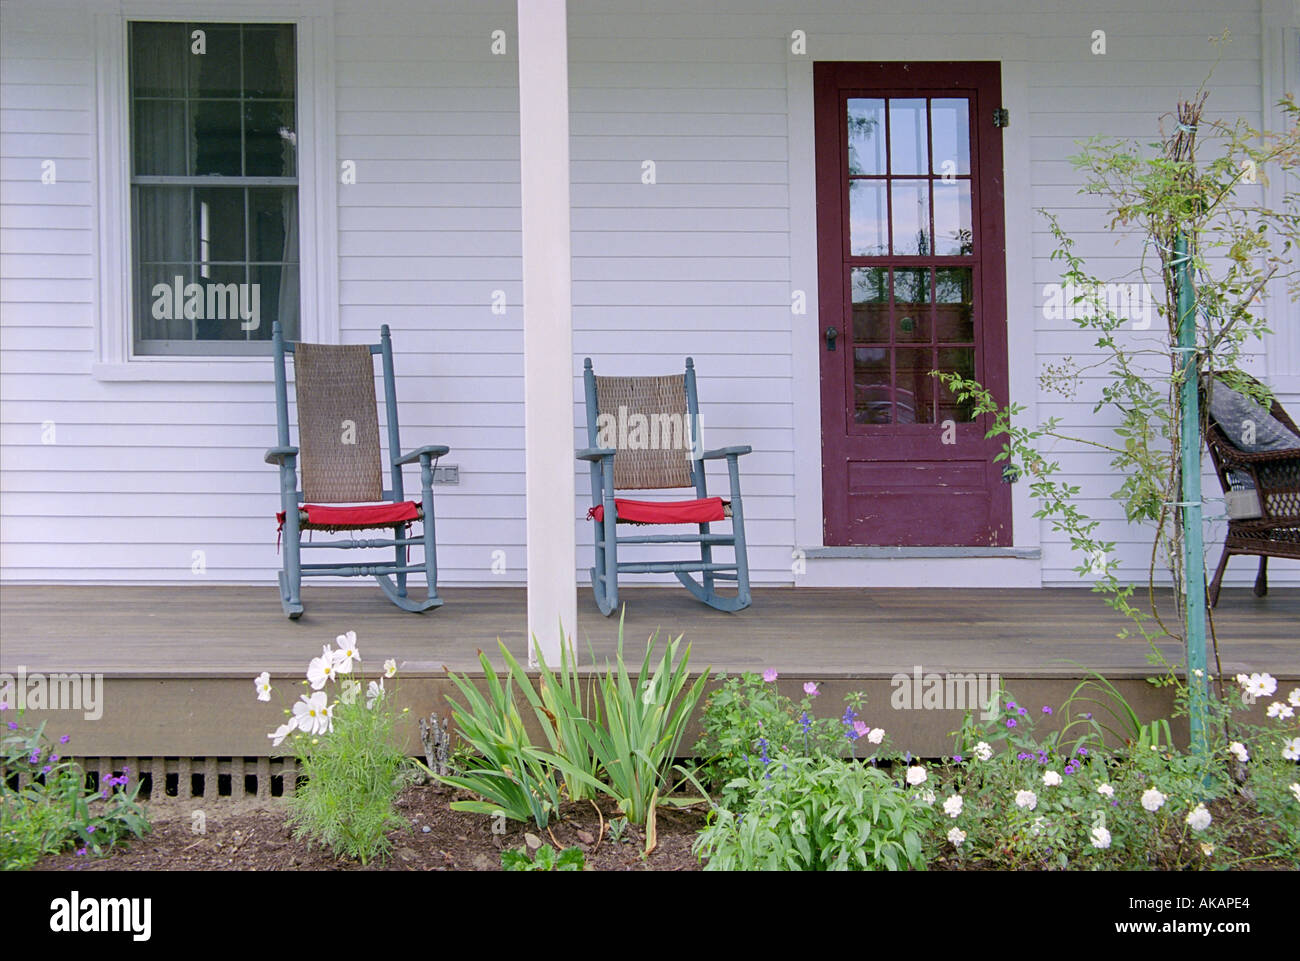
[592,373,695,490]
[293,342,383,503]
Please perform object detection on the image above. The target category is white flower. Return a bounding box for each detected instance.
[905,765,927,786]
[1239,672,1277,700]
[1266,701,1295,720]
[268,722,295,747]
[1290,783,1300,803]
[366,678,386,709]
[1228,742,1249,763]
[1042,770,1062,787]
[1030,816,1045,837]
[947,827,966,847]
[292,691,330,735]
[943,794,964,819]
[1097,783,1114,797]
[339,679,361,705]
[917,789,935,806]
[1015,789,1038,811]
[307,646,338,689]
[1141,788,1166,812]
[322,699,335,735]
[254,671,272,702]
[1090,825,1111,849]
[862,727,883,744]
[383,658,398,678]
[1282,738,1300,762]
[1288,688,1300,708]
[1185,804,1211,832]
[333,631,361,673]
[973,741,993,762]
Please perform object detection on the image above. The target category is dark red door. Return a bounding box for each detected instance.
[815,61,1011,547]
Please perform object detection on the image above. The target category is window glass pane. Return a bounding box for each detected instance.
[851,267,889,342]
[250,263,298,340]
[930,98,970,176]
[893,268,930,343]
[193,264,252,341]
[188,24,242,99]
[849,180,888,256]
[245,101,296,177]
[890,179,930,255]
[131,22,187,98]
[249,188,298,263]
[137,263,197,341]
[190,99,242,176]
[194,188,245,268]
[854,348,892,425]
[847,99,885,176]
[936,347,977,421]
[888,99,928,175]
[934,180,972,255]
[894,347,935,423]
[935,268,974,341]
[243,26,296,99]
[135,186,193,263]
[132,101,188,176]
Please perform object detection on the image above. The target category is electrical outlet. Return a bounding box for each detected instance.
[432,465,459,485]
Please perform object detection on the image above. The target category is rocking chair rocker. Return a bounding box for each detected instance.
[267,321,449,618]
[577,357,752,614]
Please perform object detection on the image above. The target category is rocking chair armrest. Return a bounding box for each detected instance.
[698,445,753,460]
[394,444,451,466]
[576,447,617,462]
[264,446,299,466]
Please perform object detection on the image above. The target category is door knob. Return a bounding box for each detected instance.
[825,326,838,352]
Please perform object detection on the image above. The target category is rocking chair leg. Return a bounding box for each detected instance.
[1208,548,1231,608]
[393,523,408,598]
[1254,555,1268,598]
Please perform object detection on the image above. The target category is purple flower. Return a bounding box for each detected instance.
[40,765,51,775]
[49,755,59,763]
[1017,708,1027,717]
[1083,712,1093,720]
[1111,799,1119,807]
[85,825,96,834]
[1006,719,1017,728]
[1042,706,1053,715]
[799,711,812,735]
[101,789,110,799]
[7,722,17,731]
[762,669,778,683]
[75,848,87,857]
[28,751,40,764]
[59,735,70,744]
[803,682,820,698]
[121,766,130,775]
[952,755,963,763]
[1017,752,1032,761]
[1077,746,1088,756]
[1007,701,1017,710]
[0,701,7,711]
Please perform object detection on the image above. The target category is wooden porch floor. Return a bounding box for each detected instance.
[1,585,1294,758]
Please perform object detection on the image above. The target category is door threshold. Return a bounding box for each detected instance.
[804,546,1041,559]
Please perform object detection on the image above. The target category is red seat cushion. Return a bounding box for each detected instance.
[277,501,422,532]
[587,497,727,525]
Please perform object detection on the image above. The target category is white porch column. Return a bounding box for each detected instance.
[517,0,577,666]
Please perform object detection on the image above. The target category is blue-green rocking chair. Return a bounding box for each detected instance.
[267,321,448,618]
[577,357,753,614]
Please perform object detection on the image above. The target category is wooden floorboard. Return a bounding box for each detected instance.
[2,584,1296,679]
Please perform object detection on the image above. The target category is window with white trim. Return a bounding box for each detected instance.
[129,21,300,355]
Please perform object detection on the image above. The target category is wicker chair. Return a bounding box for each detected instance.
[1203,374,1300,607]
[577,357,752,614]
[267,322,449,618]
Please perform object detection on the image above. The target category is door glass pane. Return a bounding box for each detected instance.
[894,347,935,424]
[890,179,930,255]
[930,98,970,175]
[849,180,888,256]
[854,348,892,425]
[935,268,974,341]
[888,99,928,175]
[893,268,930,342]
[851,267,889,342]
[936,347,977,421]
[934,180,972,255]
[847,99,886,176]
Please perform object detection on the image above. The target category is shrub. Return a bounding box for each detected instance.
[501,843,585,871]
[693,755,925,871]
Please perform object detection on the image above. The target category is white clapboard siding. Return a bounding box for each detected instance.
[1,0,1294,591]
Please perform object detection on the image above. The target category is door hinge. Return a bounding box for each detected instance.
[992,108,1010,128]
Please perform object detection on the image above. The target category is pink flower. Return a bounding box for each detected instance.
[803,682,819,697]
[853,720,869,738]
[763,669,778,683]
